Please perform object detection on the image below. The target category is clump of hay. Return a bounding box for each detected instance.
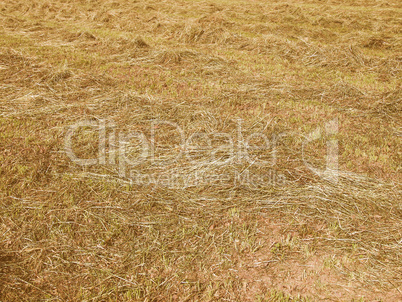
[49,69,73,83]
[133,36,150,48]
[133,49,198,65]
[154,49,197,64]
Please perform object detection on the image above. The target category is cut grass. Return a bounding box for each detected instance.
[0,0,401,301]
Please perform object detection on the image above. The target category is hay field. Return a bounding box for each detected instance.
[0,0,401,301]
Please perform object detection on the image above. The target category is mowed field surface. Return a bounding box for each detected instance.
[0,0,401,301]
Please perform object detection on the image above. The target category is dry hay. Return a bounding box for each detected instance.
[1,0,401,301]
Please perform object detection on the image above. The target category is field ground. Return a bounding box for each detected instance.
[0,0,401,301]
